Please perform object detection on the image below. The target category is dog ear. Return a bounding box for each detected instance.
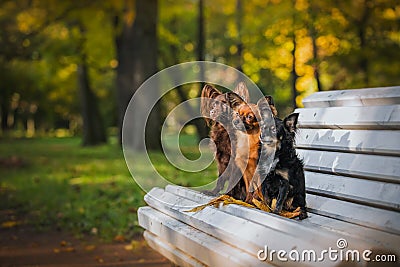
[257,95,278,117]
[200,84,222,123]
[284,113,299,133]
[264,95,278,117]
[257,97,270,112]
[227,92,245,109]
[233,82,250,103]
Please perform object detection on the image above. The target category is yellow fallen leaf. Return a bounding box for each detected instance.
[280,207,301,219]
[185,195,255,212]
[85,245,96,251]
[124,244,133,251]
[60,240,67,247]
[63,247,75,252]
[95,256,104,263]
[252,199,272,212]
[53,248,60,253]
[114,235,125,242]
[1,221,20,228]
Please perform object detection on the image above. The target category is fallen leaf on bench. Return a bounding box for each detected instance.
[252,199,272,212]
[280,207,301,219]
[185,195,301,220]
[185,195,255,212]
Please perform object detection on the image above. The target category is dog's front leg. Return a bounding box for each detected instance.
[274,178,289,214]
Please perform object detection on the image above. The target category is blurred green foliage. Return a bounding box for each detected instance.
[1,0,399,137]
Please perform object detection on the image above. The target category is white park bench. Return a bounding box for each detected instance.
[138,87,400,266]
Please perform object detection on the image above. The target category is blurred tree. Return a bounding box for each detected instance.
[194,0,208,140]
[291,0,299,108]
[114,0,160,150]
[77,23,107,146]
[114,0,134,145]
[235,0,244,72]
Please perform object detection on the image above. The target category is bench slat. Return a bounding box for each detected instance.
[296,128,400,156]
[301,213,399,252]
[306,194,400,235]
[139,207,264,267]
[302,86,400,108]
[144,188,370,266]
[166,185,400,254]
[297,149,400,183]
[305,171,400,211]
[144,231,206,267]
[295,105,400,130]
[144,187,392,264]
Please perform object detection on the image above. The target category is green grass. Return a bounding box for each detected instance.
[0,136,216,241]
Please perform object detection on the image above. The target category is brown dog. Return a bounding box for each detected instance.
[200,83,249,198]
[227,92,263,203]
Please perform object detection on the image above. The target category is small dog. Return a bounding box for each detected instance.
[257,99,307,219]
[227,92,264,203]
[200,83,249,199]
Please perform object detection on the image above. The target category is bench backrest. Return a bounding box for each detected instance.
[295,86,400,235]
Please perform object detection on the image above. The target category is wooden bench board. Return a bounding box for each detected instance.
[296,105,400,130]
[304,171,400,211]
[297,149,400,183]
[139,207,264,267]
[296,128,400,156]
[302,86,400,108]
[144,231,206,267]
[306,194,400,235]
[165,185,400,249]
[138,186,399,266]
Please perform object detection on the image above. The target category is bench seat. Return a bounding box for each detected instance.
[138,86,400,266]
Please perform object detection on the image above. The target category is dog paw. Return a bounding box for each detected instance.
[298,211,308,220]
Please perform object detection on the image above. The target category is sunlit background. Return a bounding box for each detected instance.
[0,1,399,263]
[1,0,399,141]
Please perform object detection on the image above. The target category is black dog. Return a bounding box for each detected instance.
[257,99,307,219]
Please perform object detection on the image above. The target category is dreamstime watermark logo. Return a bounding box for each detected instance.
[122,61,276,208]
[257,238,397,263]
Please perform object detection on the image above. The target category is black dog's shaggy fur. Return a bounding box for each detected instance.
[257,99,307,219]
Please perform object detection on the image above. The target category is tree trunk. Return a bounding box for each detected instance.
[168,17,208,141]
[132,0,160,151]
[0,101,8,133]
[291,36,298,109]
[195,0,209,140]
[311,33,323,92]
[114,1,135,145]
[236,0,243,72]
[309,4,323,92]
[358,0,371,86]
[77,61,107,146]
[114,0,160,150]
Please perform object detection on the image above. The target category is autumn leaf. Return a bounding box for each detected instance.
[85,245,96,251]
[1,221,21,228]
[114,235,125,242]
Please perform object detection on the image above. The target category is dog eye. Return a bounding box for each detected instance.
[247,115,253,120]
